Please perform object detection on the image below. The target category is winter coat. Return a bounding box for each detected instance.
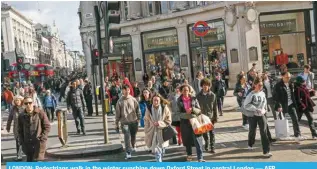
[2,90,14,105]
[159,85,170,99]
[196,90,218,123]
[234,83,251,102]
[212,79,227,98]
[43,95,57,109]
[115,95,141,126]
[18,106,51,160]
[109,85,121,105]
[66,88,86,109]
[83,84,93,98]
[6,106,24,138]
[139,100,151,127]
[192,78,201,95]
[171,94,181,126]
[294,84,316,113]
[133,87,141,97]
[273,80,297,113]
[144,105,171,149]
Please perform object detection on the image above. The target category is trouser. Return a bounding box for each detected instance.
[217,97,224,115]
[45,107,55,122]
[121,122,139,153]
[15,138,22,159]
[285,104,301,137]
[248,116,270,154]
[267,98,277,120]
[85,97,93,116]
[238,99,248,125]
[202,130,215,150]
[72,107,85,132]
[185,135,203,160]
[298,110,317,137]
[264,114,273,140]
[176,126,182,144]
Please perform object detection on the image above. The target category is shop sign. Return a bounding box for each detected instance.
[260,19,296,34]
[146,36,178,49]
[192,21,212,37]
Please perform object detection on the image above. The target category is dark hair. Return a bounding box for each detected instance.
[214,72,221,77]
[304,65,311,70]
[140,88,151,101]
[252,77,263,90]
[237,74,245,83]
[200,78,211,87]
[281,72,289,76]
[122,85,130,90]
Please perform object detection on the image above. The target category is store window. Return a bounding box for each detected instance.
[260,12,307,72]
[142,29,180,79]
[310,10,315,43]
[188,20,228,79]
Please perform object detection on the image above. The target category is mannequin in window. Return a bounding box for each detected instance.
[276,48,289,66]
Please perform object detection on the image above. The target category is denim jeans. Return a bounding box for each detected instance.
[185,134,204,160]
[72,107,85,132]
[121,122,139,153]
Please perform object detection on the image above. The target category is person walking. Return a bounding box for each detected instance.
[177,84,205,162]
[6,95,24,161]
[67,81,86,135]
[43,90,57,122]
[299,65,315,90]
[212,72,227,116]
[115,85,141,160]
[262,71,277,120]
[192,71,204,95]
[83,80,94,116]
[294,76,317,139]
[18,96,51,162]
[159,77,170,100]
[171,86,182,146]
[139,88,152,128]
[274,72,303,142]
[3,86,14,111]
[110,81,121,115]
[144,94,172,162]
[244,77,272,157]
[196,78,218,153]
[133,82,141,101]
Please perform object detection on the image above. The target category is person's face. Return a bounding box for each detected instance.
[282,73,291,83]
[176,88,180,94]
[202,84,210,92]
[163,81,168,86]
[14,99,22,106]
[152,96,161,107]
[182,86,190,96]
[122,88,130,96]
[240,76,246,84]
[216,75,221,80]
[304,68,309,73]
[255,82,263,91]
[24,98,34,112]
[72,82,77,89]
[148,81,153,87]
[143,90,150,100]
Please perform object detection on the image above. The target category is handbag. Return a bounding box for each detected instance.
[274,112,289,139]
[162,125,177,141]
[190,114,214,135]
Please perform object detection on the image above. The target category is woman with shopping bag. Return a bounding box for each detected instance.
[294,76,317,139]
[243,77,272,157]
[6,95,24,161]
[177,84,205,162]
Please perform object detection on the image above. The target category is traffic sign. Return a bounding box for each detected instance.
[192,21,211,37]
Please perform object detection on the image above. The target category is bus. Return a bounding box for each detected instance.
[8,63,33,82]
[33,64,54,83]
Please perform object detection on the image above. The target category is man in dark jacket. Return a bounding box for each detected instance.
[83,80,93,116]
[212,72,227,116]
[18,96,51,162]
[67,81,86,135]
[159,77,170,100]
[196,78,218,153]
[274,72,302,142]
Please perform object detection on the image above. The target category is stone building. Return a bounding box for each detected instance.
[78,1,315,88]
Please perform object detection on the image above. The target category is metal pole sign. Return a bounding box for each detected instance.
[192,21,211,37]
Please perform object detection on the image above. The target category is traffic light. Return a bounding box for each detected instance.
[17,56,24,71]
[107,1,121,37]
[92,49,99,65]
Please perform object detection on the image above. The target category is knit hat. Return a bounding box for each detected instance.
[296,76,305,84]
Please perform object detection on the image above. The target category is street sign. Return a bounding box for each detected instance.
[192,21,211,37]
[198,47,207,54]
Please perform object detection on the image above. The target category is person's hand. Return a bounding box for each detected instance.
[153,122,159,126]
[186,108,192,114]
[115,126,119,133]
[238,92,242,97]
[278,108,283,112]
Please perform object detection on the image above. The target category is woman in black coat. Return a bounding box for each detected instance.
[177,84,204,162]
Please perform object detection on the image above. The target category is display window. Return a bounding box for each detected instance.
[142,29,180,79]
[260,12,307,73]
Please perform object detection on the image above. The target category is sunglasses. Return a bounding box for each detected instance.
[24,102,33,105]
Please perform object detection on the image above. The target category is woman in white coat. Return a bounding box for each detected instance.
[144,93,172,162]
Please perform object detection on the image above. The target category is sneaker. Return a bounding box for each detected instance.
[313,136,317,140]
[210,149,216,154]
[242,124,249,130]
[125,153,132,160]
[248,146,254,150]
[82,131,86,135]
[198,159,206,162]
[131,147,136,152]
[263,152,272,157]
[295,136,305,142]
[269,138,277,143]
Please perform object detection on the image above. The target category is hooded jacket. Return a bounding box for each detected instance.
[115,95,141,126]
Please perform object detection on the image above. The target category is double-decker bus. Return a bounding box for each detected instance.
[8,63,33,82]
[33,64,54,83]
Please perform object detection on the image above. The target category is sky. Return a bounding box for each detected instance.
[4,1,82,54]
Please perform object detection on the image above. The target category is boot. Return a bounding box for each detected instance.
[76,129,80,134]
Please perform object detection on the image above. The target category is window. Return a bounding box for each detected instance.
[169,2,175,9]
[161,1,169,14]
[148,2,153,15]
[155,2,161,15]
[310,10,315,43]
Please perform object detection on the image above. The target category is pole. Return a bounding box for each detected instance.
[14,38,22,84]
[123,52,126,77]
[94,5,108,144]
[200,37,205,76]
[314,2,317,50]
[90,39,99,116]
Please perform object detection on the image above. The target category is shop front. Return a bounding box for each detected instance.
[259,10,313,73]
[188,19,228,80]
[108,36,135,81]
[142,29,180,80]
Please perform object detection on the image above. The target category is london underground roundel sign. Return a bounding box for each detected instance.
[192,21,211,37]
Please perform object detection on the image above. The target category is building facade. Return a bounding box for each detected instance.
[37,34,51,64]
[1,3,37,64]
[79,1,315,88]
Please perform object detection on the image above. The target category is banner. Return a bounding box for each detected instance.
[6,162,317,169]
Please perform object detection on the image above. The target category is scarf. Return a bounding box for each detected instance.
[150,105,163,152]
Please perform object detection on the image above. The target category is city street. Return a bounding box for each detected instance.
[1,92,316,164]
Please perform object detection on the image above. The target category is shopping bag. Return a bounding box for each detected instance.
[190,114,214,135]
[274,112,289,139]
[162,125,177,141]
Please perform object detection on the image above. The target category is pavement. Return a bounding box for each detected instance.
[1,90,317,163]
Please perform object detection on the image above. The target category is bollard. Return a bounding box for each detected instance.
[57,108,68,147]
[104,98,110,113]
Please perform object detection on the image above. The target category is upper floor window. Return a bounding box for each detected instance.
[148,2,153,15]
[161,1,169,14]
